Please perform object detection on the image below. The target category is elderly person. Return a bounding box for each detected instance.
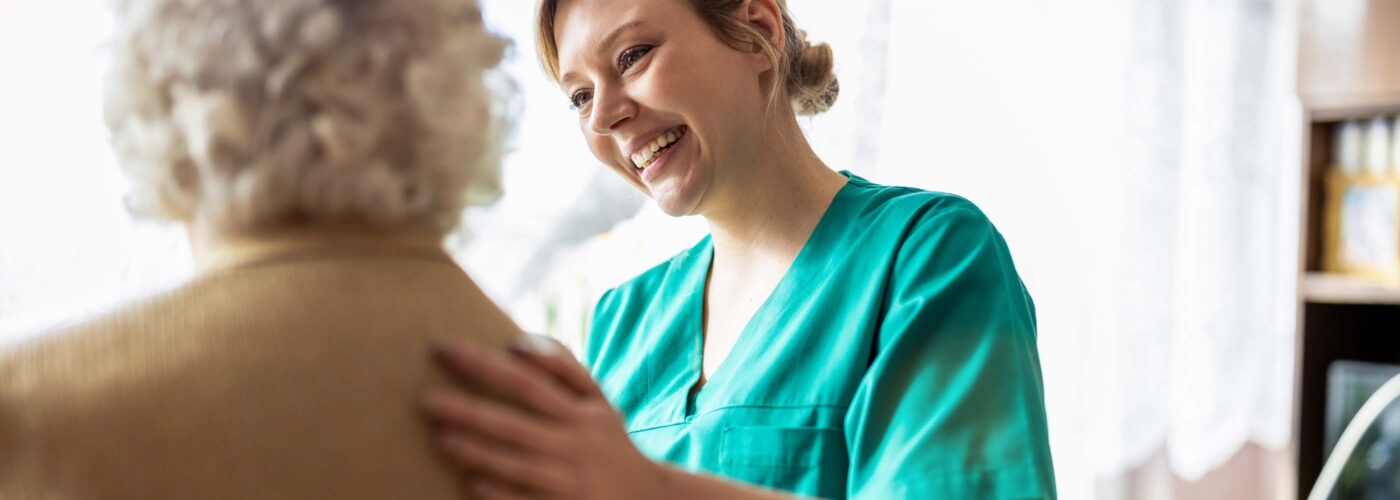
[0,0,518,498]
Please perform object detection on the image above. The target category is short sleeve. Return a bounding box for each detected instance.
[844,202,1056,499]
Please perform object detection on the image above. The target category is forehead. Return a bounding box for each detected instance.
[554,0,685,73]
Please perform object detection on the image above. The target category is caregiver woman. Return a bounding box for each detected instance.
[423,0,1057,497]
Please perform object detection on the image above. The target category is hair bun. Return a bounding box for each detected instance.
[788,33,839,116]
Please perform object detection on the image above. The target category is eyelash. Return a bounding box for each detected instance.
[618,45,654,73]
[568,44,656,112]
[569,90,593,111]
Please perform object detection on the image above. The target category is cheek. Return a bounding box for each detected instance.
[647,54,700,96]
[585,133,635,178]
[643,46,736,112]
[585,133,650,193]
[585,133,618,165]
[648,48,764,130]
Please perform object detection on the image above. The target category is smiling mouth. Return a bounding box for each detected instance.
[630,126,687,171]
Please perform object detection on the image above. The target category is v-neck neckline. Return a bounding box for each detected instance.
[681,172,858,415]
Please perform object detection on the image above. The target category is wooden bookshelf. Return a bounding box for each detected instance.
[1302,273,1400,306]
[1304,96,1400,123]
[1292,1,1400,498]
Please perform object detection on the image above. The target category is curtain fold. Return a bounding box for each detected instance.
[870,0,1300,496]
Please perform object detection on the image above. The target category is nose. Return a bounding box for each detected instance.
[587,83,636,136]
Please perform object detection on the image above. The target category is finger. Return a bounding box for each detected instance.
[422,387,564,454]
[441,433,572,496]
[509,336,604,399]
[432,339,576,418]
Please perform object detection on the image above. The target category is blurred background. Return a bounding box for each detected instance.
[2,0,1398,498]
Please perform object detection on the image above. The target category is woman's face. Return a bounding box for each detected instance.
[554,0,772,217]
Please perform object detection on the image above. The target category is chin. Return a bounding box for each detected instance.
[653,195,700,217]
[649,182,703,217]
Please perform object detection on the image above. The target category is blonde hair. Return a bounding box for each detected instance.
[535,0,838,116]
[105,0,513,233]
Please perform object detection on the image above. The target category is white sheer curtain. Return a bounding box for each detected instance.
[0,1,1301,498]
[862,0,1300,495]
[866,0,1299,496]
[0,0,192,345]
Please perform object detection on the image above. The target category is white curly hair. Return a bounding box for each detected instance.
[104,0,513,233]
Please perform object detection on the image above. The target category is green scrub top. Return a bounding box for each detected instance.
[585,172,1056,499]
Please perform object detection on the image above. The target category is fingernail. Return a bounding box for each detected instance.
[510,334,563,356]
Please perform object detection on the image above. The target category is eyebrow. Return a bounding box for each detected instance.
[559,20,647,85]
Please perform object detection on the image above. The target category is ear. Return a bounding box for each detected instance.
[740,0,785,73]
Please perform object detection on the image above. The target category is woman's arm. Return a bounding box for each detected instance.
[422,337,807,500]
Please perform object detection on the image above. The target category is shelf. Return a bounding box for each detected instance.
[1302,93,1400,122]
[1303,272,1400,305]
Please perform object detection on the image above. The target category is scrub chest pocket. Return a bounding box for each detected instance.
[720,425,849,498]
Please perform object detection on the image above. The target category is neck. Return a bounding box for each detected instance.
[187,219,446,274]
[700,114,847,261]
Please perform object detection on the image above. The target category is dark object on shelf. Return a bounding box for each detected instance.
[1315,361,1400,500]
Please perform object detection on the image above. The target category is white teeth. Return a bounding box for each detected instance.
[630,127,686,170]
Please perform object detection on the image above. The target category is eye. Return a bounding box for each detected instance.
[569,89,593,112]
[617,45,655,73]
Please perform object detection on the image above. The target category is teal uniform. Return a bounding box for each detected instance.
[586,172,1056,499]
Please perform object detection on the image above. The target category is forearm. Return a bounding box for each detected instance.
[651,463,814,500]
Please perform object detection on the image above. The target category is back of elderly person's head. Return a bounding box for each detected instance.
[105,0,511,234]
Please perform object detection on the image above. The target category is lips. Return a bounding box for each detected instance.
[629,126,687,170]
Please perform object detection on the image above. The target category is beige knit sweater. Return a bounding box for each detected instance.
[0,234,520,499]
